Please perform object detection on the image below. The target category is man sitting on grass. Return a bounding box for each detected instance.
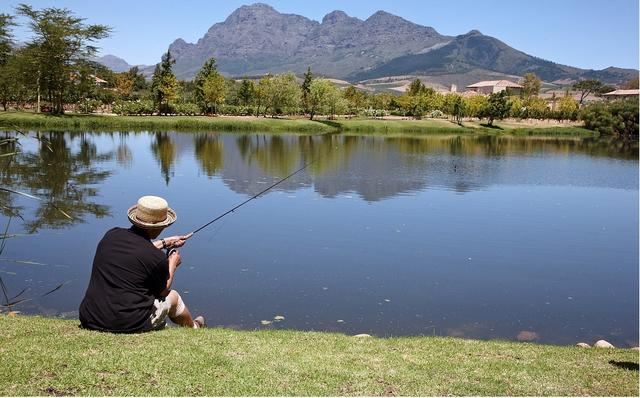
[79,195,205,333]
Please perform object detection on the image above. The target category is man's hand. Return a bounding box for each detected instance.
[163,234,191,249]
[168,250,181,269]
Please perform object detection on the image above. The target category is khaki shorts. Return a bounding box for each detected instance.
[150,298,170,330]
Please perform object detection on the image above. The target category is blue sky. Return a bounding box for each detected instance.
[2,0,638,71]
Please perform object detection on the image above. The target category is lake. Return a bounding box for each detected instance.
[0,131,638,346]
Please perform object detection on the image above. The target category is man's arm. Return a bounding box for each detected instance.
[160,250,181,297]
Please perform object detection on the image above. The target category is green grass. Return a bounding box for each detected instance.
[1,315,637,396]
[0,111,333,133]
[0,111,598,137]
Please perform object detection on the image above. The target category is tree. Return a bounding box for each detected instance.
[463,95,489,119]
[127,66,147,92]
[0,47,38,109]
[343,85,367,114]
[520,73,541,97]
[580,98,638,138]
[573,79,609,106]
[0,13,16,110]
[368,92,394,111]
[522,96,549,119]
[557,95,578,120]
[0,13,15,65]
[480,91,511,126]
[301,66,313,113]
[261,73,301,116]
[151,51,180,114]
[308,79,346,120]
[255,74,272,116]
[16,4,110,114]
[237,79,255,106]
[115,72,134,99]
[408,78,426,96]
[201,73,226,114]
[451,95,465,124]
[194,58,219,111]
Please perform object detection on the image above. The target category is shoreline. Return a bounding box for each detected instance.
[0,110,597,136]
[0,315,637,396]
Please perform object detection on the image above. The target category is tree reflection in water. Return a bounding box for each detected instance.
[194,134,224,177]
[150,132,176,185]
[0,131,113,233]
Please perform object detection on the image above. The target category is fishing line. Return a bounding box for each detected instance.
[185,160,313,238]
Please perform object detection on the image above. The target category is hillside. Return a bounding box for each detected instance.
[349,30,634,85]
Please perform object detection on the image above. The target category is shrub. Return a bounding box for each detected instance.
[173,103,200,116]
[359,108,388,118]
[113,100,155,116]
[581,98,639,137]
[219,104,256,116]
[76,98,101,114]
[429,110,444,118]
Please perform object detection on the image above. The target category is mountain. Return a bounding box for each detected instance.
[112,3,636,86]
[93,54,133,72]
[348,30,635,85]
[167,3,451,80]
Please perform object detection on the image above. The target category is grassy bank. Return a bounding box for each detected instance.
[0,111,597,136]
[0,316,637,396]
[0,111,333,133]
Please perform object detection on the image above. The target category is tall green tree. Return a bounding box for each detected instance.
[0,13,16,110]
[202,73,226,114]
[1,47,38,109]
[151,51,180,114]
[408,78,426,96]
[301,66,313,113]
[238,78,255,106]
[0,13,15,65]
[520,73,541,97]
[194,58,219,112]
[16,4,110,114]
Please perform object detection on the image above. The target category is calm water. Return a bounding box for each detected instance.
[0,131,638,346]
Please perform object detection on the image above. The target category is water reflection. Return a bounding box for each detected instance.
[150,132,177,185]
[2,132,637,217]
[194,135,224,178]
[0,132,113,232]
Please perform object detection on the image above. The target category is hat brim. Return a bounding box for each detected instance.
[127,205,177,228]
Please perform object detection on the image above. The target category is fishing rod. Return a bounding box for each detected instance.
[183,160,313,239]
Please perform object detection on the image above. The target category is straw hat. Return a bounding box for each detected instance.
[127,196,176,229]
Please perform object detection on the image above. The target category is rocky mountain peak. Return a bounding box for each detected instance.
[229,3,276,17]
[322,10,357,25]
[366,10,405,24]
[465,29,483,36]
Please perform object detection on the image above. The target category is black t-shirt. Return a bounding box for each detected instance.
[79,227,169,333]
